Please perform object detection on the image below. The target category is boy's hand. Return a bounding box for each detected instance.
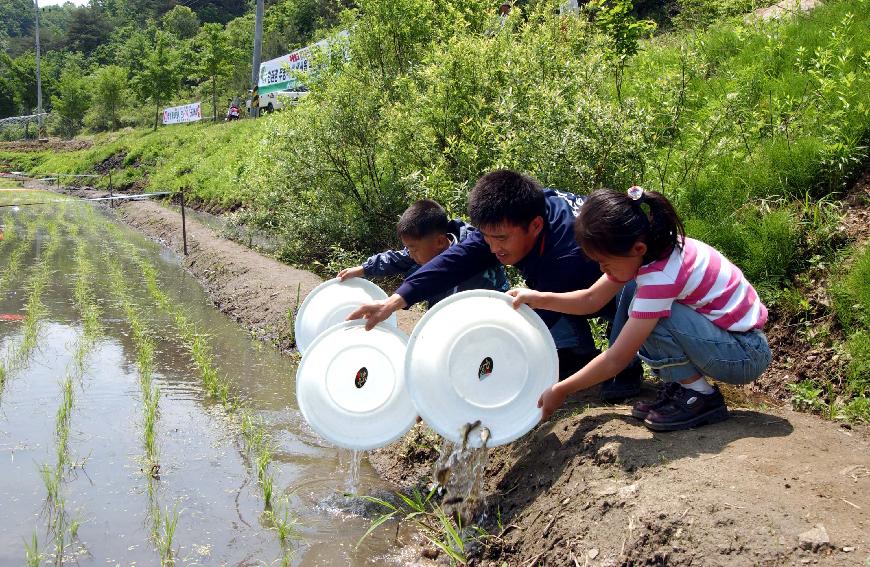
[337,266,365,281]
[346,294,407,330]
[537,384,567,421]
[506,288,543,310]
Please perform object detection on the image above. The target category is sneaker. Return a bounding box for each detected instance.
[643,385,729,432]
[631,381,681,420]
[599,363,643,402]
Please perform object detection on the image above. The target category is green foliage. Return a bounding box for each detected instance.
[65,6,112,54]
[88,65,127,131]
[588,0,657,100]
[135,30,180,131]
[674,0,763,29]
[194,23,233,121]
[162,4,200,40]
[51,71,92,138]
[830,245,870,422]
[832,245,870,334]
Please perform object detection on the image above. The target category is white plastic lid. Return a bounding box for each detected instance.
[405,289,557,448]
[295,320,416,450]
[294,277,398,354]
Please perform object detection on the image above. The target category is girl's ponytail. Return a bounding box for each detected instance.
[575,187,685,263]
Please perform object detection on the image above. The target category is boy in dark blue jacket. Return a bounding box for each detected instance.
[337,199,509,307]
[348,170,643,401]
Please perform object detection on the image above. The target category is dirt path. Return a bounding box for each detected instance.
[372,405,870,566]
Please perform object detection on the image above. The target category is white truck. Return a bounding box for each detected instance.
[246,86,309,113]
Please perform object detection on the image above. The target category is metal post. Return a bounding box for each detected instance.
[34,0,45,140]
[108,171,113,209]
[180,189,188,256]
[249,0,264,118]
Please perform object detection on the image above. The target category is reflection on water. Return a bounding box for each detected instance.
[0,202,409,566]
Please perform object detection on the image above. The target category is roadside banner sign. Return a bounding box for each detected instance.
[258,31,347,97]
[258,40,327,96]
[162,102,202,125]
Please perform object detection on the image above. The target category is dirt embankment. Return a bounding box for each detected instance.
[0,138,93,152]
[373,408,869,567]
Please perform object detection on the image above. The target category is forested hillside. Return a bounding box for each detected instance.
[0,0,349,129]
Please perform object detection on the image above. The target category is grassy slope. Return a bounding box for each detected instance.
[0,118,265,204]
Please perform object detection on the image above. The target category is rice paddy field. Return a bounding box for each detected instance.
[0,181,406,566]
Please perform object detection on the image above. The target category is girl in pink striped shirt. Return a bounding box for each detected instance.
[509,187,771,431]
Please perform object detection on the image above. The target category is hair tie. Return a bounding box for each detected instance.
[628,185,652,220]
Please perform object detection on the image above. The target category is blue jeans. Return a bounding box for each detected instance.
[611,282,772,384]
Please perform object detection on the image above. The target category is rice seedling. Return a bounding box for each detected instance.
[101,223,298,545]
[102,250,161,468]
[27,211,107,567]
[0,212,39,296]
[0,212,62,397]
[23,534,40,567]
[155,504,180,566]
[265,500,301,544]
[0,216,17,256]
[124,245,284,507]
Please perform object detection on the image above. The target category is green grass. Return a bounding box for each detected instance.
[2,119,266,204]
[23,534,40,567]
[782,242,870,423]
[358,487,490,566]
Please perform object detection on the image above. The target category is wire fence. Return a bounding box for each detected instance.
[0,113,54,141]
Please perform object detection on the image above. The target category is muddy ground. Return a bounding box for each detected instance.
[10,177,869,566]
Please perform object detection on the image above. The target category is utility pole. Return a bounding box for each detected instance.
[34,0,45,139]
[249,0,264,118]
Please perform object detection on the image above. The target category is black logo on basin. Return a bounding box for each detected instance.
[355,367,368,388]
[478,357,494,380]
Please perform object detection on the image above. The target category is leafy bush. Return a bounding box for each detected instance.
[832,245,870,334]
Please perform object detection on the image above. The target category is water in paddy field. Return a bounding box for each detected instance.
[0,188,413,566]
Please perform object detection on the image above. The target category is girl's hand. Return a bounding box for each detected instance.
[537,385,567,421]
[506,288,543,309]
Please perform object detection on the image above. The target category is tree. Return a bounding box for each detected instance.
[135,30,178,131]
[0,76,15,118]
[52,70,91,137]
[589,0,657,102]
[194,23,232,121]
[65,7,113,55]
[91,65,126,130]
[162,4,199,39]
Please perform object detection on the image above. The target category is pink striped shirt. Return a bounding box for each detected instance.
[615,238,768,332]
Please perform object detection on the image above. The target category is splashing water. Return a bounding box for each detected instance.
[433,422,491,524]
